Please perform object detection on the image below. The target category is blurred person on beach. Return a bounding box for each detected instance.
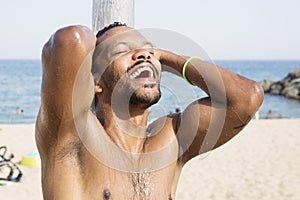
[266,109,273,119]
[15,107,24,115]
[277,113,283,119]
[36,23,264,199]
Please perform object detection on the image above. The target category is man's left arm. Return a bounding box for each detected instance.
[156,49,264,163]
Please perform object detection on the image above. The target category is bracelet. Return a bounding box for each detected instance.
[182,56,203,85]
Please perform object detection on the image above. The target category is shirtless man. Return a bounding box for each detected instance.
[36,22,264,199]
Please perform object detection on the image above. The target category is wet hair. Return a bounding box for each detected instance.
[96,22,127,38]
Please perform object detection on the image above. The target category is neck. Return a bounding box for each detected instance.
[96,100,149,153]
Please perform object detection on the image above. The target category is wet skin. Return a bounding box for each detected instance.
[36,25,264,199]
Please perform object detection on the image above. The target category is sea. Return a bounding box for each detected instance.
[0,59,300,124]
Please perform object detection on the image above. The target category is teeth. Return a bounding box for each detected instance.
[129,66,154,79]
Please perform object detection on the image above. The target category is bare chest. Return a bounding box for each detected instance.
[78,156,179,200]
[40,118,180,199]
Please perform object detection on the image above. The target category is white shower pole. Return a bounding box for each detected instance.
[92,0,135,32]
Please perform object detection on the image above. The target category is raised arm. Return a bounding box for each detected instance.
[36,25,96,145]
[157,49,264,163]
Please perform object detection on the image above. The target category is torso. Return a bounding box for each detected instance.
[37,113,182,200]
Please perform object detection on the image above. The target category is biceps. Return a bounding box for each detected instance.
[40,26,95,120]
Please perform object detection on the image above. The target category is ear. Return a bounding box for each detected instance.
[95,83,103,93]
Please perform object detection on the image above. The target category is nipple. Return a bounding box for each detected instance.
[103,189,111,199]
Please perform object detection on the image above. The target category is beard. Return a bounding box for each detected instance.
[112,78,161,109]
[129,84,161,109]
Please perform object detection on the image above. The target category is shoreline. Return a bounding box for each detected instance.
[1,119,300,199]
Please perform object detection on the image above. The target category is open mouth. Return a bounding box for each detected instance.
[127,61,157,82]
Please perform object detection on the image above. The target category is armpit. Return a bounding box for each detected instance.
[55,140,83,166]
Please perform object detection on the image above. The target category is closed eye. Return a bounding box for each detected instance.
[148,49,155,55]
[141,42,155,55]
[111,43,130,56]
[142,47,155,55]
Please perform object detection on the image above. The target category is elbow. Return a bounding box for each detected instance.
[228,81,264,117]
[244,82,265,116]
[47,25,95,52]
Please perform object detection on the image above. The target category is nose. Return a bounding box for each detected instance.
[132,49,151,60]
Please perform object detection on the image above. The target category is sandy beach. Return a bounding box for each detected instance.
[0,119,299,199]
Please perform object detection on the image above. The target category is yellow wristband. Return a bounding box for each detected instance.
[182,56,203,85]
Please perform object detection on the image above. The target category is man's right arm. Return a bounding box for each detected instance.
[36,26,96,147]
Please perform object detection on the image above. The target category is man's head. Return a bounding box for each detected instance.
[92,22,162,110]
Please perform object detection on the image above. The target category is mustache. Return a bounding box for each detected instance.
[126,60,155,73]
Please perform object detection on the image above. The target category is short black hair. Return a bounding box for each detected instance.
[96,22,127,38]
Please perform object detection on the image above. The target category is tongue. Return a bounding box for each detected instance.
[136,71,151,79]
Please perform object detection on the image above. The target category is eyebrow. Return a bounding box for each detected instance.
[111,41,154,50]
[141,42,154,48]
[110,42,129,49]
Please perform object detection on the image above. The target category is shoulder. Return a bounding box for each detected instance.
[147,113,180,136]
[145,113,180,151]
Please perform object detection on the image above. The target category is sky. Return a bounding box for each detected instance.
[0,0,299,60]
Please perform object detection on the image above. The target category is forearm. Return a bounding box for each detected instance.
[158,49,263,108]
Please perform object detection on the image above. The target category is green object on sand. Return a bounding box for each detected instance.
[0,181,6,186]
[0,181,13,186]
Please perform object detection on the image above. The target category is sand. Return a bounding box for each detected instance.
[0,119,299,200]
[0,124,42,199]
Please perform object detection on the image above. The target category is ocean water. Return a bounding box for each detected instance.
[0,60,300,124]
[0,60,41,124]
[215,60,300,119]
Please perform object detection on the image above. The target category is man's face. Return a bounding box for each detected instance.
[94,27,162,108]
